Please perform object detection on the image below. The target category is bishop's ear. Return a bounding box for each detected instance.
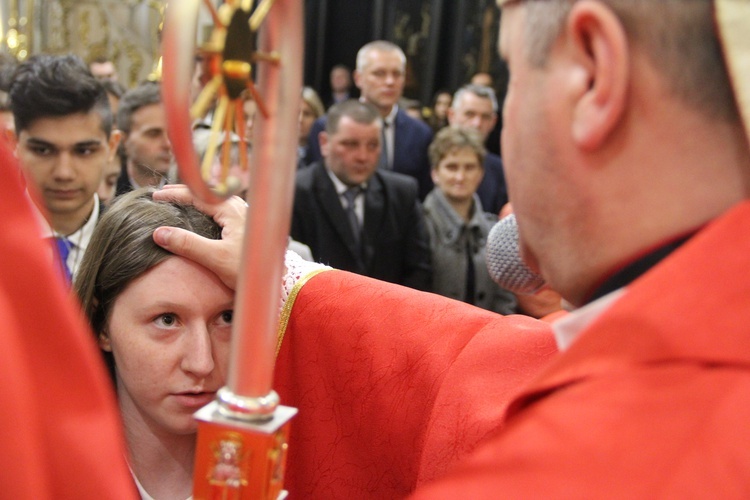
[566,0,629,151]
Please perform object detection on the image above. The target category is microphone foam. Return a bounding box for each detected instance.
[486,214,546,295]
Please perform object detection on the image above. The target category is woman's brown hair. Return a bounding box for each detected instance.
[74,188,222,378]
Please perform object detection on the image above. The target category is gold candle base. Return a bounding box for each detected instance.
[193,401,297,500]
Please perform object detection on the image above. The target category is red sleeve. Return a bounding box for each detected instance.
[0,138,136,498]
[274,269,557,499]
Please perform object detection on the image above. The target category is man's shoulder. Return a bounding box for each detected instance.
[311,115,328,131]
[395,109,433,138]
[295,162,324,189]
[375,170,419,198]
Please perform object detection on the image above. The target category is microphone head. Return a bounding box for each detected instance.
[486,214,546,295]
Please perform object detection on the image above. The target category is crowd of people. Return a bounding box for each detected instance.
[3,0,750,497]
[294,40,543,315]
[0,32,545,316]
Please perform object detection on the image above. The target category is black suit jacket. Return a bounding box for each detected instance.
[291,162,432,291]
[114,159,133,197]
[304,108,434,199]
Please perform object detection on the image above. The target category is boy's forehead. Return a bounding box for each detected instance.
[21,112,109,142]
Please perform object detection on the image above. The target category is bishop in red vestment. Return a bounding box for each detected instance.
[0,137,136,497]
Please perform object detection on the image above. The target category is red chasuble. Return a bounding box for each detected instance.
[412,201,750,498]
[274,270,558,498]
[0,139,136,498]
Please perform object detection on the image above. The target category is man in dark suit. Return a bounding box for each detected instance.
[115,82,172,196]
[448,84,509,215]
[304,41,434,200]
[292,100,432,291]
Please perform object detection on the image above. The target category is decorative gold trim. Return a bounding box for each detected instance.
[275,268,332,358]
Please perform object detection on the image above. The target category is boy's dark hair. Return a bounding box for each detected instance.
[8,54,112,135]
[74,188,222,380]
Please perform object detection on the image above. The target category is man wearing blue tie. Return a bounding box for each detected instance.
[10,54,120,282]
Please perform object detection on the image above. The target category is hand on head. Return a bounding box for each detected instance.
[152,185,245,290]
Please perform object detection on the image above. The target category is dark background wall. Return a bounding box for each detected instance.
[303,0,508,109]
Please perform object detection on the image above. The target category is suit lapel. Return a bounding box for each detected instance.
[313,164,364,264]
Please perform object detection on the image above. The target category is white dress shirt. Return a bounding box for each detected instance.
[35,194,101,279]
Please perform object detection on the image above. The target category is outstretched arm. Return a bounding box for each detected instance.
[152,185,245,290]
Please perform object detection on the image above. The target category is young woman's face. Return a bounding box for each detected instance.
[101,256,234,436]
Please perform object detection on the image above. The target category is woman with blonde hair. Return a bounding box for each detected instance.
[298,86,325,167]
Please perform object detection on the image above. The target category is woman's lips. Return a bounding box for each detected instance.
[172,391,216,410]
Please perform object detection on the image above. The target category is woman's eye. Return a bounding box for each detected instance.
[155,313,178,328]
[220,310,233,325]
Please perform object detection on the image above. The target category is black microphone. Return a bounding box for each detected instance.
[486,214,546,294]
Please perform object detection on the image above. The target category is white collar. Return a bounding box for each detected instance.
[326,168,368,196]
[383,104,399,126]
[130,176,167,190]
[35,195,100,279]
[36,194,99,245]
[56,195,100,253]
[552,288,626,351]
[360,99,399,126]
[129,466,192,500]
